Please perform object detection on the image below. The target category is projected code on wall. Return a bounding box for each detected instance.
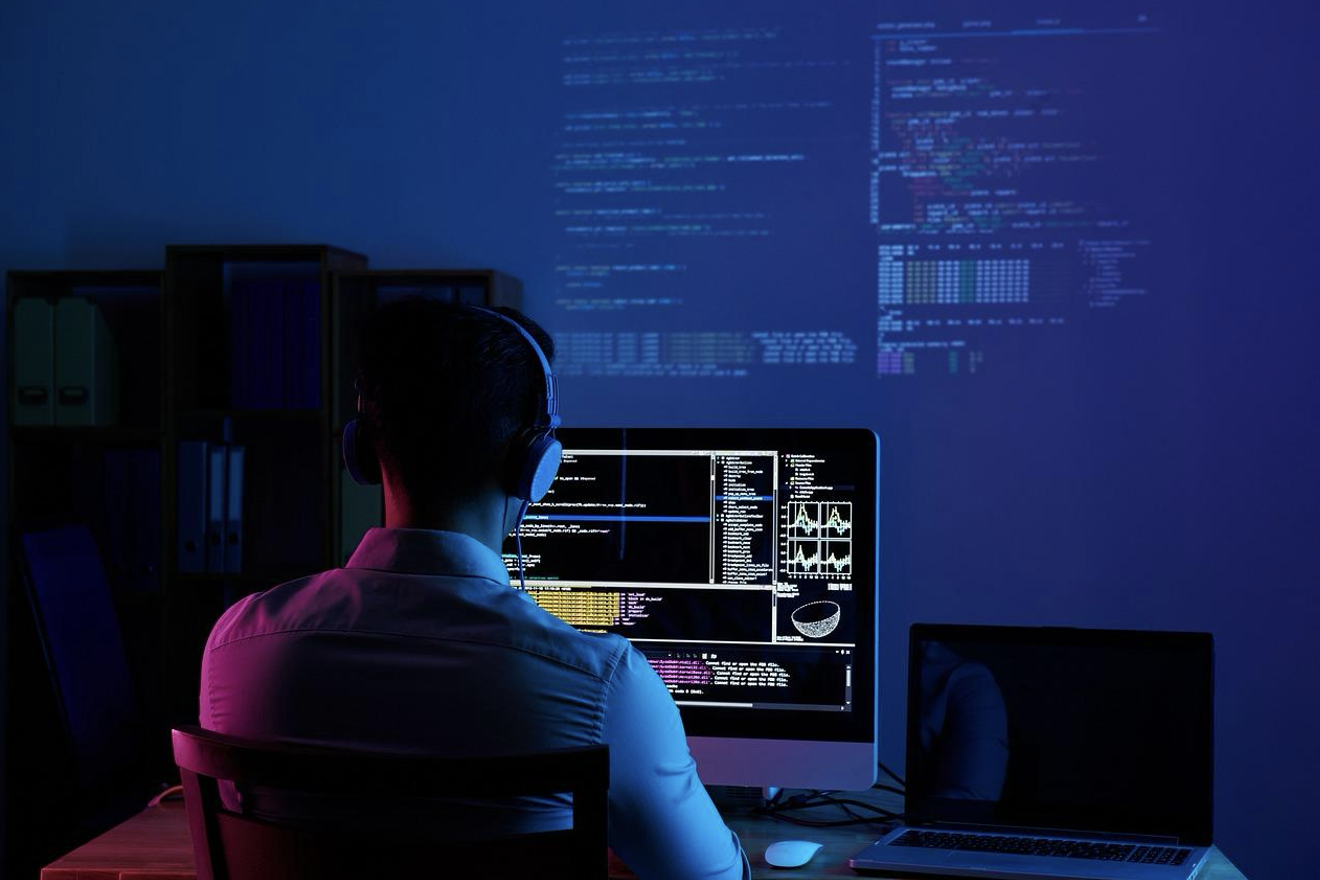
[550,26,864,378]
[546,9,1163,379]
[871,13,1160,375]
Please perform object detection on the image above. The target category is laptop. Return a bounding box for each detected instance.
[850,625,1214,880]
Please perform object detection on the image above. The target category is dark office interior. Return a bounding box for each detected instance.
[2,3,1318,879]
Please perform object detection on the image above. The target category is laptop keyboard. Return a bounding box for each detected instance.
[891,830,1192,866]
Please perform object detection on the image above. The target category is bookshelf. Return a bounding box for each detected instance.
[5,270,166,873]
[161,244,368,723]
[6,253,524,871]
[5,268,165,663]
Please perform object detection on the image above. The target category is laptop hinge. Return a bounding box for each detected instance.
[925,821,1182,846]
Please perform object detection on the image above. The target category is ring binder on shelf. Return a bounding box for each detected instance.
[177,441,208,573]
[225,445,245,573]
[13,297,55,425]
[207,445,227,572]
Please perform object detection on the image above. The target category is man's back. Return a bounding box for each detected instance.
[202,527,749,879]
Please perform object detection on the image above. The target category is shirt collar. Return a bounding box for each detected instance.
[345,528,512,585]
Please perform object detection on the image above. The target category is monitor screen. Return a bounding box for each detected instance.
[906,625,1214,844]
[502,427,878,787]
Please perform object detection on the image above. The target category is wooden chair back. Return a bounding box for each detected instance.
[171,726,608,880]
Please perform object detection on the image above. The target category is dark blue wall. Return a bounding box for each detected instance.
[2,2,1317,877]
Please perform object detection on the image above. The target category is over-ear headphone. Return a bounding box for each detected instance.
[341,306,562,503]
[342,376,382,486]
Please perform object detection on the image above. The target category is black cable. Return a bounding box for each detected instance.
[760,789,895,815]
[754,789,902,829]
[757,790,825,812]
[765,811,896,828]
[835,798,866,822]
[871,783,905,797]
[822,797,900,817]
[792,794,897,817]
[877,760,906,789]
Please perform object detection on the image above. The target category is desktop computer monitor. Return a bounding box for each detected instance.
[501,427,878,790]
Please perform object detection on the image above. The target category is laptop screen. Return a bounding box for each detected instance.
[906,625,1213,845]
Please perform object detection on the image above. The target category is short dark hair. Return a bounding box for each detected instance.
[357,298,555,501]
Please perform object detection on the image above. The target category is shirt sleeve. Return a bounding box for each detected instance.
[600,644,751,880]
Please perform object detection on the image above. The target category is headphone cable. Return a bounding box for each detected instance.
[514,498,531,589]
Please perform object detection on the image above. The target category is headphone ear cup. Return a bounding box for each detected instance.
[517,433,562,503]
[342,418,382,486]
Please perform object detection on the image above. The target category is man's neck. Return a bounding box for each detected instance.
[383,481,514,556]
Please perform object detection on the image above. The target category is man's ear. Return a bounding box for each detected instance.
[498,429,531,499]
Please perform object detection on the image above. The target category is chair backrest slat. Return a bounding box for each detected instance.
[171,726,609,880]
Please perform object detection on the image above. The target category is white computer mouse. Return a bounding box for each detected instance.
[764,839,824,868]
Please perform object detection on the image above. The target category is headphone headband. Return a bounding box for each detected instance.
[473,307,562,506]
[474,307,560,430]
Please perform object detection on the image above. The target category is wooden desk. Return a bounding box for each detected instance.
[40,800,193,880]
[42,799,1248,880]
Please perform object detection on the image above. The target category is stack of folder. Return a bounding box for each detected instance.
[12,297,118,425]
[229,278,321,409]
[177,441,245,573]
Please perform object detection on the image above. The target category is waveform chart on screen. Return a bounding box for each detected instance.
[788,501,853,537]
[785,501,852,578]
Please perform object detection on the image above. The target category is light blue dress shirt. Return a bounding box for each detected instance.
[201,527,749,880]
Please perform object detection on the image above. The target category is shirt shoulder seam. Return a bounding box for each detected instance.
[207,626,616,681]
[339,567,510,587]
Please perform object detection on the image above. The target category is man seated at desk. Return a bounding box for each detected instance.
[199,298,750,880]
